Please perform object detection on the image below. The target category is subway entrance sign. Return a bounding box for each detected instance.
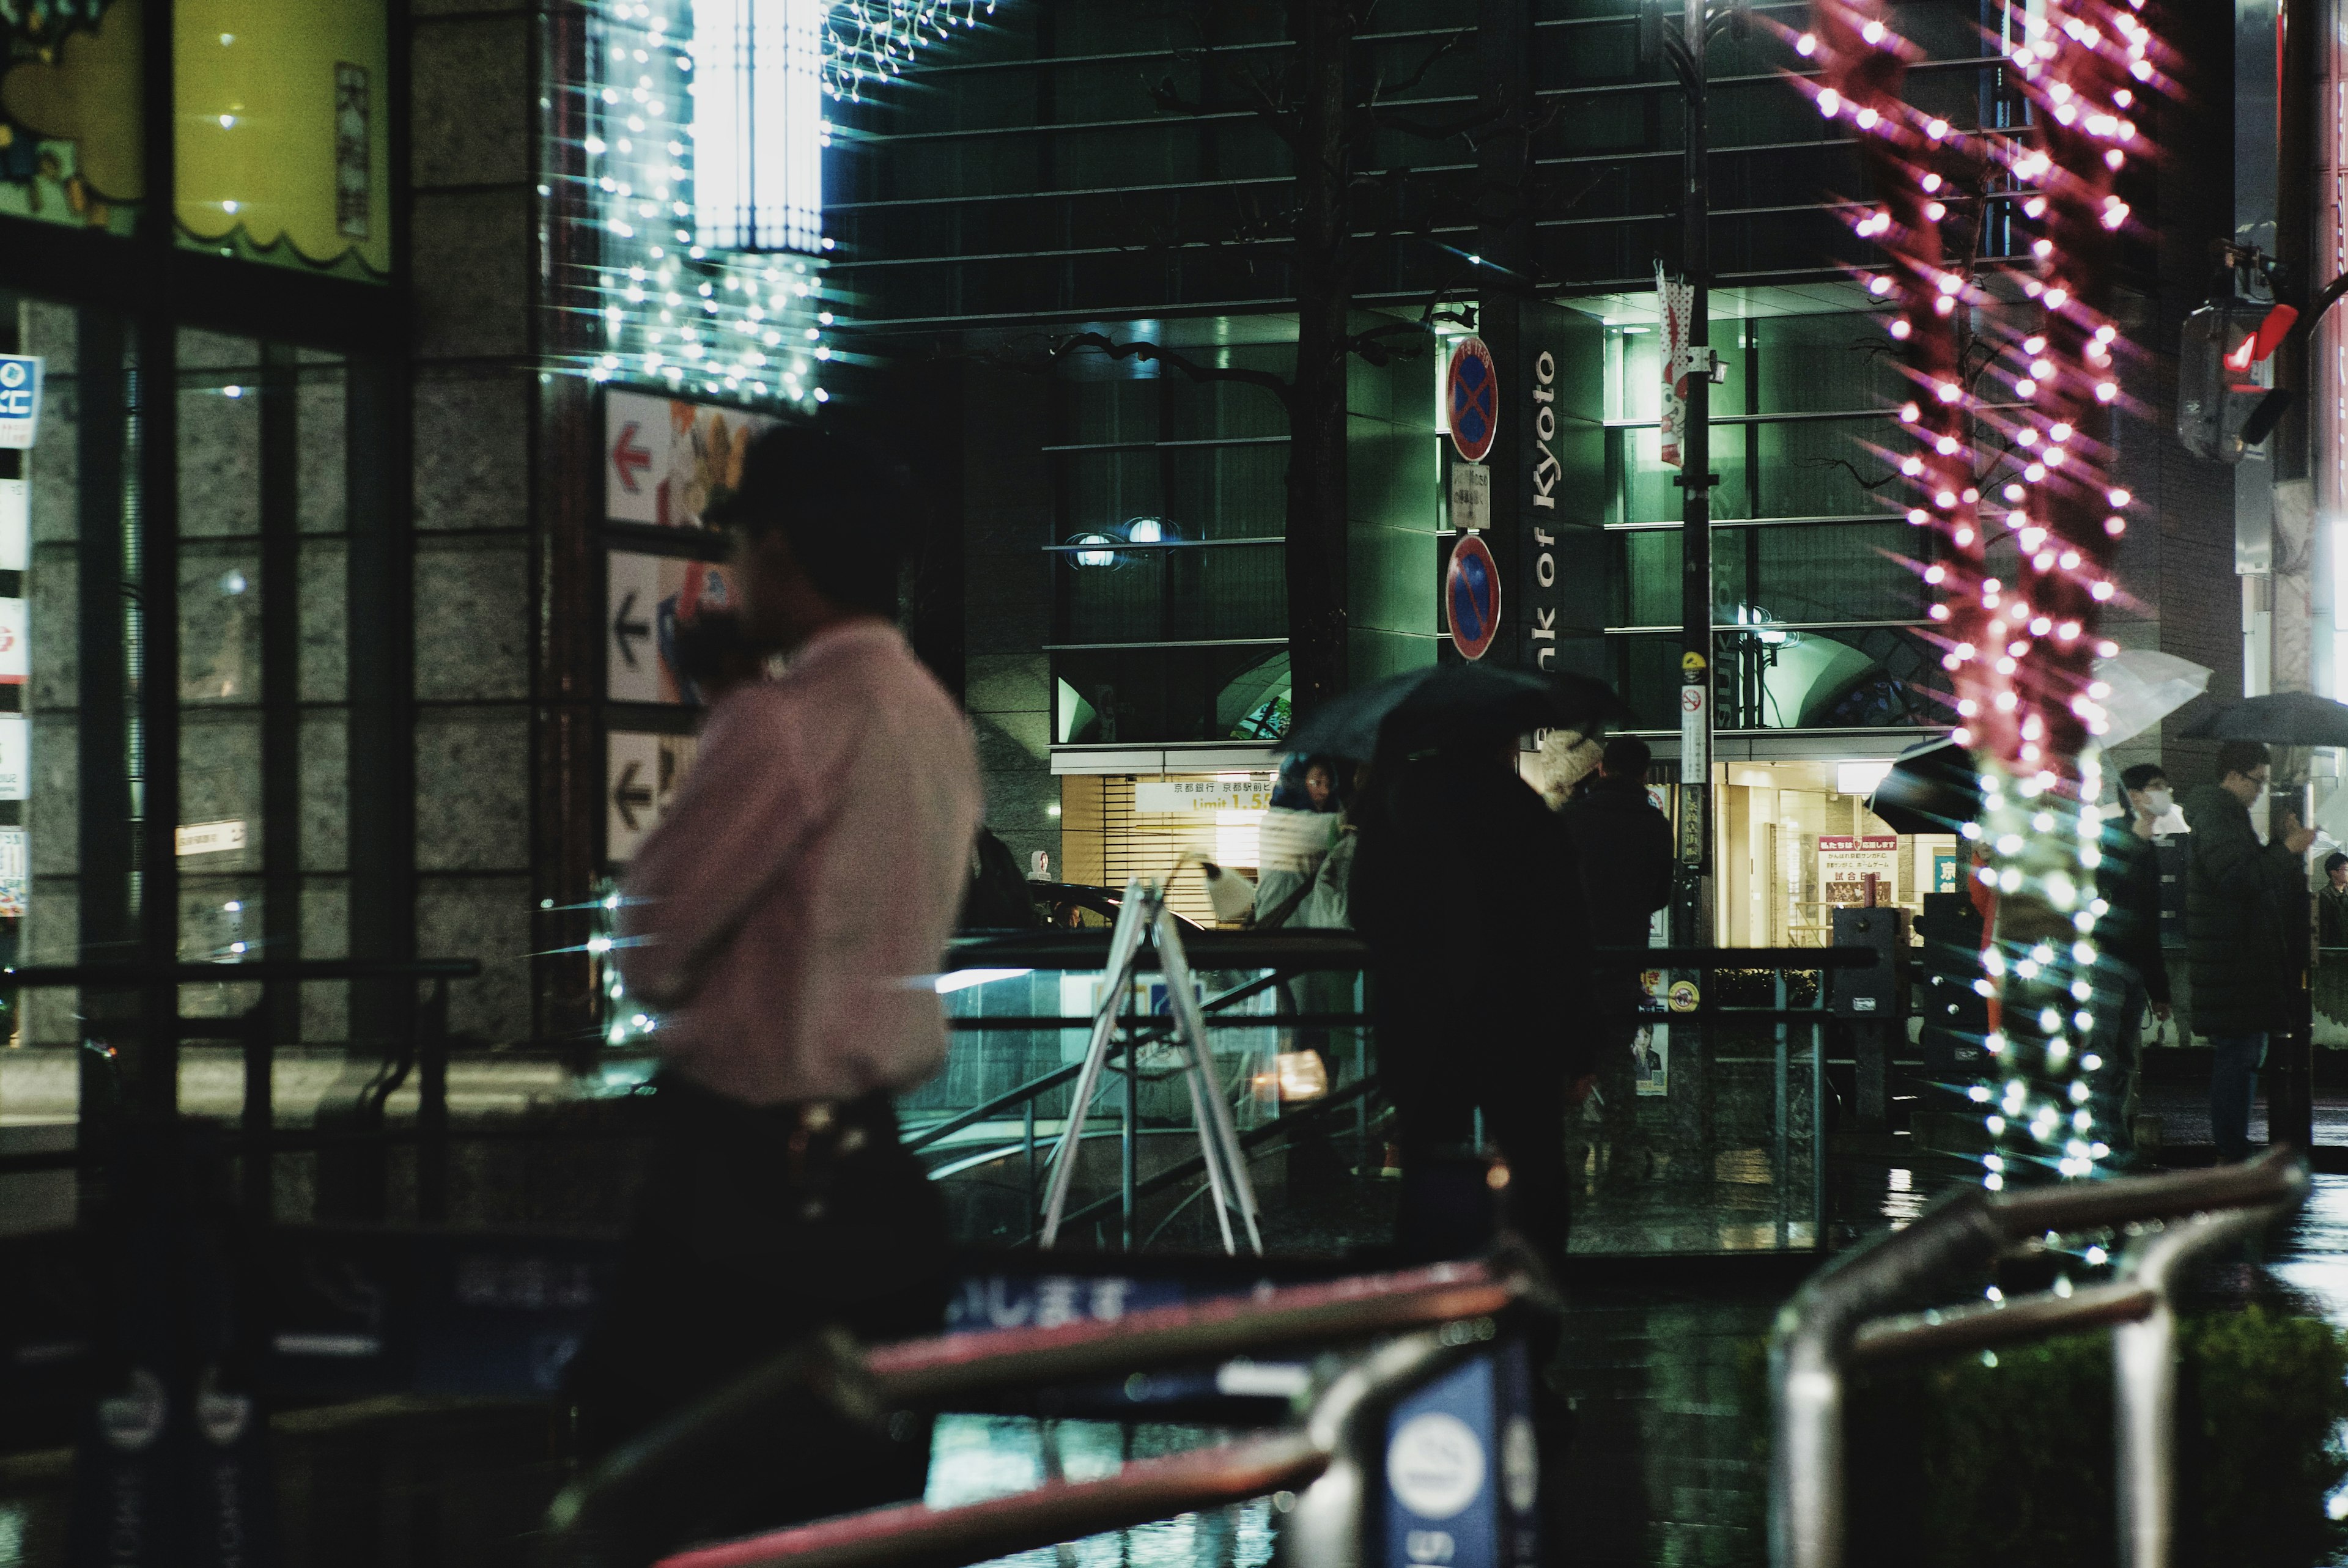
[0,357,41,449]
[1447,533,1502,661]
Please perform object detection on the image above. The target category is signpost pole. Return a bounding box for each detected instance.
[1674,0,1715,952]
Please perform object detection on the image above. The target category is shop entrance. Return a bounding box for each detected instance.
[1714,760,1959,948]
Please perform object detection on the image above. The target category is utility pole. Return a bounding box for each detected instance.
[1667,0,1719,950]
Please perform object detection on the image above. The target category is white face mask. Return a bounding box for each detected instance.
[2141,787,2174,817]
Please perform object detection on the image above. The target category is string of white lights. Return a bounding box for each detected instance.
[823,0,997,101]
[550,0,840,410]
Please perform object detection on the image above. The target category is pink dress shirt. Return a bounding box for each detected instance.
[616,619,983,1106]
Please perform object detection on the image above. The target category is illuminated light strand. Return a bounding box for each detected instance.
[548,0,846,409]
[825,0,998,102]
[1798,0,2172,1184]
[548,1,989,409]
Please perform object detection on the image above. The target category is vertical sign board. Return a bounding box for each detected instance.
[1381,1344,1541,1568]
[0,356,41,449]
[1452,300,1606,690]
[606,550,736,705]
[604,388,779,531]
[606,730,700,862]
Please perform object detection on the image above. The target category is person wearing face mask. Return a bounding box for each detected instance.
[2181,742,2317,1161]
[2088,764,2176,1160]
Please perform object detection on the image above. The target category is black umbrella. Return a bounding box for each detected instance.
[1867,738,1982,836]
[1282,664,1637,762]
[2177,691,2348,748]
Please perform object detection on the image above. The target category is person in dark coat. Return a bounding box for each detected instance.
[2319,852,2348,948]
[2181,741,2314,1161]
[1559,737,1673,1177]
[2089,764,2175,1157]
[1349,734,1596,1275]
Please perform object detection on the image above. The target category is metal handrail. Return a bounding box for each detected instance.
[2,957,483,1223]
[640,1330,1497,1568]
[1770,1149,2306,1568]
[918,941,1869,1249]
[545,1261,1522,1568]
[2,959,481,984]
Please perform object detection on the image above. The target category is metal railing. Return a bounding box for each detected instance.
[542,1258,1527,1568]
[923,935,1875,1253]
[1770,1149,2307,1568]
[0,957,482,1221]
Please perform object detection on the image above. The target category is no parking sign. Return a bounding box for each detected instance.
[1447,534,1502,661]
[0,357,40,450]
[1445,336,1497,463]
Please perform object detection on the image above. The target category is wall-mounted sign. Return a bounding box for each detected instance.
[0,597,26,685]
[607,550,736,705]
[1445,336,1497,463]
[0,713,24,800]
[607,730,700,862]
[605,389,780,531]
[0,479,26,571]
[1134,779,1272,813]
[175,820,248,857]
[0,357,41,450]
[1446,534,1502,661]
[1449,460,1490,532]
[0,826,24,916]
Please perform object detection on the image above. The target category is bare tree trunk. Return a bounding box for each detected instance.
[1285,0,1352,716]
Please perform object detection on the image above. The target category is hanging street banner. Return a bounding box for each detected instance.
[604,388,779,531]
[1656,263,1693,469]
[1447,534,1502,661]
[606,550,736,705]
[0,356,41,450]
[1445,336,1499,463]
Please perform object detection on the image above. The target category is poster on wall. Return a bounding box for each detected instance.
[0,478,26,571]
[1634,968,1670,1096]
[1818,834,1900,907]
[607,729,700,863]
[0,714,27,800]
[604,388,780,531]
[0,596,26,684]
[0,826,23,916]
[607,551,737,705]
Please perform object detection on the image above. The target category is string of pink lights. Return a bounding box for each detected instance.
[1780,0,2173,1183]
[1782,0,2168,783]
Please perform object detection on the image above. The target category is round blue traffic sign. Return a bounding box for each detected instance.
[1446,336,1497,463]
[1447,533,1502,661]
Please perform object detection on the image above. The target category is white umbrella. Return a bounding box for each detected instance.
[2094,649,2212,748]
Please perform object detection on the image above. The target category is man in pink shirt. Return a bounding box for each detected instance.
[570,425,981,1550]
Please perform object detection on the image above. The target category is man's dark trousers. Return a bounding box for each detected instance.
[570,1073,948,1553]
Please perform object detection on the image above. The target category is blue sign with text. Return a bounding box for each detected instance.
[0,356,42,449]
[1382,1342,1541,1568]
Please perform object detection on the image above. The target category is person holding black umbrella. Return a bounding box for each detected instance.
[2180,742,2315,1161]
[1348,727,1598,1275]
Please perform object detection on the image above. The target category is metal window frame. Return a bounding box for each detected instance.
[0,0,417,1131]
